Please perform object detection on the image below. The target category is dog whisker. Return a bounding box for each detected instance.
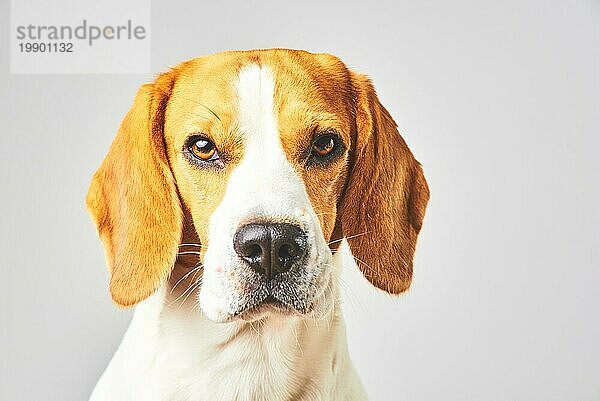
[327,231,369,246]
[178,281,202,310]
[335,249,378,274]
[171,264,203,293]
[352,256,378,274]
[338,276,365,315]
[248,321,261,337]
[293,325,304,357]
[170,277,202,307]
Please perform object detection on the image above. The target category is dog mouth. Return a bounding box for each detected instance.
[231,295,295,321]
[227,273,332,322]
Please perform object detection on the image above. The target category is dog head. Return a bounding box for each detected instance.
[87,49,429,322]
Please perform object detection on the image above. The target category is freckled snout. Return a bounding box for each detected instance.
[233,223,308,279]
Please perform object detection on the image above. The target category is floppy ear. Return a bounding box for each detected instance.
[86,71,183,307]
[339,73,429,294]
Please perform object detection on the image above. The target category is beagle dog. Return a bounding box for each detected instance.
[86,49,429,401]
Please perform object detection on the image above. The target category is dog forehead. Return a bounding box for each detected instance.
[169,50,352,120]
[163,50,355,180]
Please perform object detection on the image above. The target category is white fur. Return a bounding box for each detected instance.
[200,65,333,322]
[90,253,367,401]
[90,65,368,401]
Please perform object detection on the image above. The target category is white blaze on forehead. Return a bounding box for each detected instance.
[204,62,317,255]
[237,65,277,143]
[199,64,333,320]
[230,64,307,213]
[235,64,294,193]
[206,63,325,243]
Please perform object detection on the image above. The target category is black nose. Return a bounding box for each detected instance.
[233,223,308,278]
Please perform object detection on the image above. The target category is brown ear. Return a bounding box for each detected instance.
[339,74,430,294]
[86,71,182,307]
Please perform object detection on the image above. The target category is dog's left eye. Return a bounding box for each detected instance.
[311,134,338,158]
[187,136,219,161]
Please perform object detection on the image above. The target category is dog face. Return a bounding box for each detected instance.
[167,61,352,321]
[87,49,429,322]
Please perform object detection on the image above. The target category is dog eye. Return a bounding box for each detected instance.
[188,137,219,161]
[311,134,337,158]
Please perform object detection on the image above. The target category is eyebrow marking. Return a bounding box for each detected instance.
[199,103,222,122]
[182,97,222,122]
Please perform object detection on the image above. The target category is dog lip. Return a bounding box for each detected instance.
[230,294,293,321]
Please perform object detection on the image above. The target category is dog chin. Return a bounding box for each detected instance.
[204,295,330,324]
[199,270,334,323]
[234,292,334,323]
[232,301,291,322]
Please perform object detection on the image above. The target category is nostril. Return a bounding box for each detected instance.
[271,226,307,274]
[233,224,269,259]
[277,243,294,261]
[237,242,268,263]
[247,243,263,259]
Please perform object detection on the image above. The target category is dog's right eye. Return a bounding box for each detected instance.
[312,134,337,158]
[186,136,219,162]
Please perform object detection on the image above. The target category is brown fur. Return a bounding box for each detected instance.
[338,73,430,294]
[86,70,183,306]
[86,49,429,306]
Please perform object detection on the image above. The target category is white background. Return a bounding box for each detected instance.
[1,0,599,400]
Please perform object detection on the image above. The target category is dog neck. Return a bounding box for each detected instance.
[91,254,366,401]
